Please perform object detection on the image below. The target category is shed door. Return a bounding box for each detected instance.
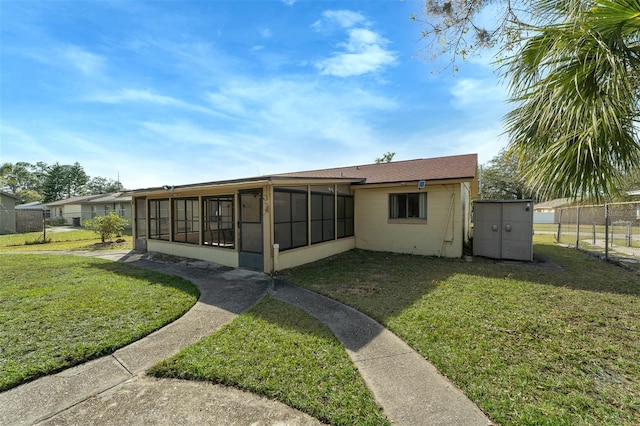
[501,202,533,261]
[238,189,263,270]
[473,203,502,259]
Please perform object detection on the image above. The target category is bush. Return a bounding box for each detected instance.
[82,212,129,243]
[49,218,66,226]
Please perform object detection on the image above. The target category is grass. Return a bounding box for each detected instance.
[0,228,133,251]
[280,235,640,426]
[0,254,199,391]
[149,296,389,426]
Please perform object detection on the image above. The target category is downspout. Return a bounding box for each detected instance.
[439,192,455,258]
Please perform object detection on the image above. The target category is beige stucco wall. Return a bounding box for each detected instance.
[133,178,473,272]
[275,237,356,271]
[353,183,466,258]
[147,239,240,268]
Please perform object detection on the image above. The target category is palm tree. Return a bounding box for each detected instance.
[503,0,640,201]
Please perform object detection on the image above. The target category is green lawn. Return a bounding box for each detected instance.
[0,254,199,391]
[3,230,638,425]
[280,236,640,426]
[149,296,389,426]
[0,228,133,251]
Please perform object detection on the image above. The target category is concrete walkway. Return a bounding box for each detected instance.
[0,250,491,425]
[271,280,490,426]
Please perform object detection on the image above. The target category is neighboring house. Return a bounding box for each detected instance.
[533,198,576,224]
[0,191,21,234]
[128,154,478,273]
[46,193,132,226]
[15,201,50,233]
[85,192,132,226]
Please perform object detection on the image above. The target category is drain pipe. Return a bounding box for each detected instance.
[439,192,455,258]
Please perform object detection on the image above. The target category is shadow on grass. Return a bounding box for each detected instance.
[84,259,200,299]
[87,252,270,316]
[284,242,638,309]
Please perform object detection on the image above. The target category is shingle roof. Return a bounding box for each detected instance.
[127,153,478,194]
[46,194,113,206]
[0,191,21,201]
[86,192,131,203]
[274,153,477,185]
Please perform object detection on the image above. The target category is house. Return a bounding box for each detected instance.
[46,193,132,226]
[85,193,132,226]
[533,198,576,224]
[0,191,21,234]
[128,153,478,273]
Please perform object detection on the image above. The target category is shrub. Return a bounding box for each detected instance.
[82,212,129,243]
[49,217,66,226]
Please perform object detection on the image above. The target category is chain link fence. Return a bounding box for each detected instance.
[555,201,640,264]
[1,206,130,235]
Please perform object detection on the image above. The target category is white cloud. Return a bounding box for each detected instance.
[140,121,233,148]
[316,28,397,77]
[450,78,508,108]
[313,10,369,30]
[86,89,232,118]
[281,0,296,6]
[61,45,105,76]
[260,28,272,39]
[90,89,182,105]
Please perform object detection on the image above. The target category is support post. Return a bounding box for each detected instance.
[605,204,609,260]
[575,205,581,249]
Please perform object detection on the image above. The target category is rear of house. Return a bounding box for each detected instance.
[129,154,478,273]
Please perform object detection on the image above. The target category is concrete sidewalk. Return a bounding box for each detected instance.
[0,251,321,426]
[1,250,491,425]
[271,280,491,426]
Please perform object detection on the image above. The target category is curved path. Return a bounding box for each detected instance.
[0,250,490,425]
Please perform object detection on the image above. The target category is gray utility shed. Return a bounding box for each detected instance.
[473,200,534,261]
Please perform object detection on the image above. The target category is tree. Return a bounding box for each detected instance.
[63,162,89,198]
[481,149,534,200]
[16,189,43,203]
[414,0,527,68]
[82,212,129,243]
[418,0,640,201]
[42,163,68,202]
[504,0,640,201]
[0,162,41,194]
[42,162,90,201]
[86,176,124,194]
[375,152,396,163]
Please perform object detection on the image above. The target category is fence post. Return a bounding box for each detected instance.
[42,208,46,241]
[557,209,562,242]
[605,203,609,260]
[576,205,581,249]
[592,223,596,245]
[627,223,631,247]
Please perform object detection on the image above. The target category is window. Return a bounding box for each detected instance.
[274,188,308,251]
[149,199,170,240]
[389,193,427,219]
[173,198,199,244]
[311,188,335,244]
[203,195,234,248]
[337,194,354,238]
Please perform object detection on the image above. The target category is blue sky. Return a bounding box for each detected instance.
[0,0,509,190]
